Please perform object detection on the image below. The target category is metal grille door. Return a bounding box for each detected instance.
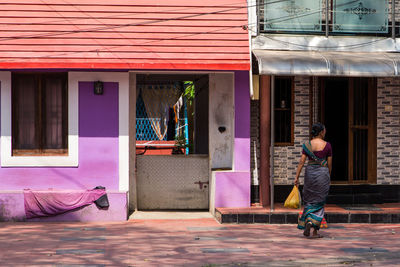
[136,155,209,210]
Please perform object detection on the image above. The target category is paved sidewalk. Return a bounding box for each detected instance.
[1,218,400,266]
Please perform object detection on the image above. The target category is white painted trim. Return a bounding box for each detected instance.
[118,74,129,192]
[128,73,137,210]
[68,72,130,191]
[1,71,79,167]
[232,73,236,171]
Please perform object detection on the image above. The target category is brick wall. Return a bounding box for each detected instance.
[250,76,310,185]
[377,77,400,185]
[250,76,400,185]
[273,77,310,185]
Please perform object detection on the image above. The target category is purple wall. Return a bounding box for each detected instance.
[215,71,251,208]
[0,191,127,222]
[234,71,251,171]
[0,82,119,191]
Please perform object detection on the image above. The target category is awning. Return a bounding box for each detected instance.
[253,50,400,77]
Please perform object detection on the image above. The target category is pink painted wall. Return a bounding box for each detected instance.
[215,71,251,208]
[0,191,126,222]
[234,71,251,171]
[0,82,119,191]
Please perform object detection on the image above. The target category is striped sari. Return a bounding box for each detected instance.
[298,142,330,230]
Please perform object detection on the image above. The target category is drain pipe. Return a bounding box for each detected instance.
[270,76,275,211]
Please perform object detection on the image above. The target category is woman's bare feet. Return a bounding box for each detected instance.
[310,228,323,238]
[303,222,312,237]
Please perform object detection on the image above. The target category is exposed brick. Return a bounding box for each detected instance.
[251,77,400,185]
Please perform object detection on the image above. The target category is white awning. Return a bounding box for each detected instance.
[253,50,400,77]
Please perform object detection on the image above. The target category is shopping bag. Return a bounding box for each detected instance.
[284,185,301,209]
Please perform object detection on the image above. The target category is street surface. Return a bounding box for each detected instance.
[0,218,399,266]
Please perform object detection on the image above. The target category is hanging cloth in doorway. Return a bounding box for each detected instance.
[140,82,182,140]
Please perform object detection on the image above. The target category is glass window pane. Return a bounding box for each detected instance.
[13,75,38,150]
[274,77,292,144]
[43,75,66,149]
[264,0,322,32]
[333,0,388,33]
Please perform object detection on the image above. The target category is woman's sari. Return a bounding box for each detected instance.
[298,141,330,230]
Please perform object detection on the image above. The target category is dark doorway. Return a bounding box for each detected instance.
[321,77,377,184]
[322,78,348,182]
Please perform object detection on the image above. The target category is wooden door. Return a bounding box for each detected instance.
[348,78,377,183]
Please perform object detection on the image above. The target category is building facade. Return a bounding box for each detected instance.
[250,0,400,205]
[0,0,252,221]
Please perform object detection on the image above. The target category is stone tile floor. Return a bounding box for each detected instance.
[1,218,400,266]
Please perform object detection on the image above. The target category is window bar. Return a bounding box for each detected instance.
[270,75,275,212]
[183,97,189,154]
[257,0,260,35]
[325,0,329,38]
[392,0,396,39]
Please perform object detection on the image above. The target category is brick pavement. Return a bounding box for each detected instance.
[0,218,400,266]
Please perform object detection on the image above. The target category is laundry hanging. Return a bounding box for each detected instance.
[140,82,183,140]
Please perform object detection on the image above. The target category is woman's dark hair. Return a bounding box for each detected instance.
[311,123,325,137]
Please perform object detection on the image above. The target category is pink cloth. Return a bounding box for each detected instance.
[23,189,106,219]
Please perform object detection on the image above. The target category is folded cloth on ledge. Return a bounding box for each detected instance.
[23,188,107,219]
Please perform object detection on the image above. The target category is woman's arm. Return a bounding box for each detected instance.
[294,154,307,186]
[327,156,332,175]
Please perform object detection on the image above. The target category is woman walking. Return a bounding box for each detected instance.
[294,123,332,238]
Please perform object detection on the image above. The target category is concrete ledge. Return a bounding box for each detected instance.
[216,211,400,224]
[0,190,127,222]
[215,203,400,224]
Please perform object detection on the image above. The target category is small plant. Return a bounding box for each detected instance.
[172,135,187,154]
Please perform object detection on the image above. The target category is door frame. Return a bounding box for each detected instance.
[317,77,377,184]
[129,71,236,212]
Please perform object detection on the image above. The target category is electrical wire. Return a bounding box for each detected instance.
[0,0,394,43]
[0,0,252,29]
[0,3,251,42]
[0,0,255,63]
[0,0,397,62]
[249,27,393,49]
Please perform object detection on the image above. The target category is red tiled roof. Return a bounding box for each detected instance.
[0,0,250,70]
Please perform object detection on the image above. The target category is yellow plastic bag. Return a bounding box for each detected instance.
[284,185,301,209]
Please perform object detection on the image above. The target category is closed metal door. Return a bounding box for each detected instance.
[136,155,209,210]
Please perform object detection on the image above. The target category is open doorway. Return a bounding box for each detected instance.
[320,77,377,184]
[134,74,210,210]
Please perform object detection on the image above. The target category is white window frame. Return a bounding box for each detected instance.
[1,71,130,191]
[0,71,78,167]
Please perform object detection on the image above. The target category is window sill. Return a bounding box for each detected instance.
[274,142,294,147]
[1,155,78,167]
[12,149,68,157]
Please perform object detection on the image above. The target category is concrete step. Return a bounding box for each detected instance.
[273,185,399,204]
[215,203,400,224]
[326,193,383,205]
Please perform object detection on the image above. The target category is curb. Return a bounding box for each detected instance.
[215,211,400,224]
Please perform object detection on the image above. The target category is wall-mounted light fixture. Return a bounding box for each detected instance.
[94,81,104,95]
